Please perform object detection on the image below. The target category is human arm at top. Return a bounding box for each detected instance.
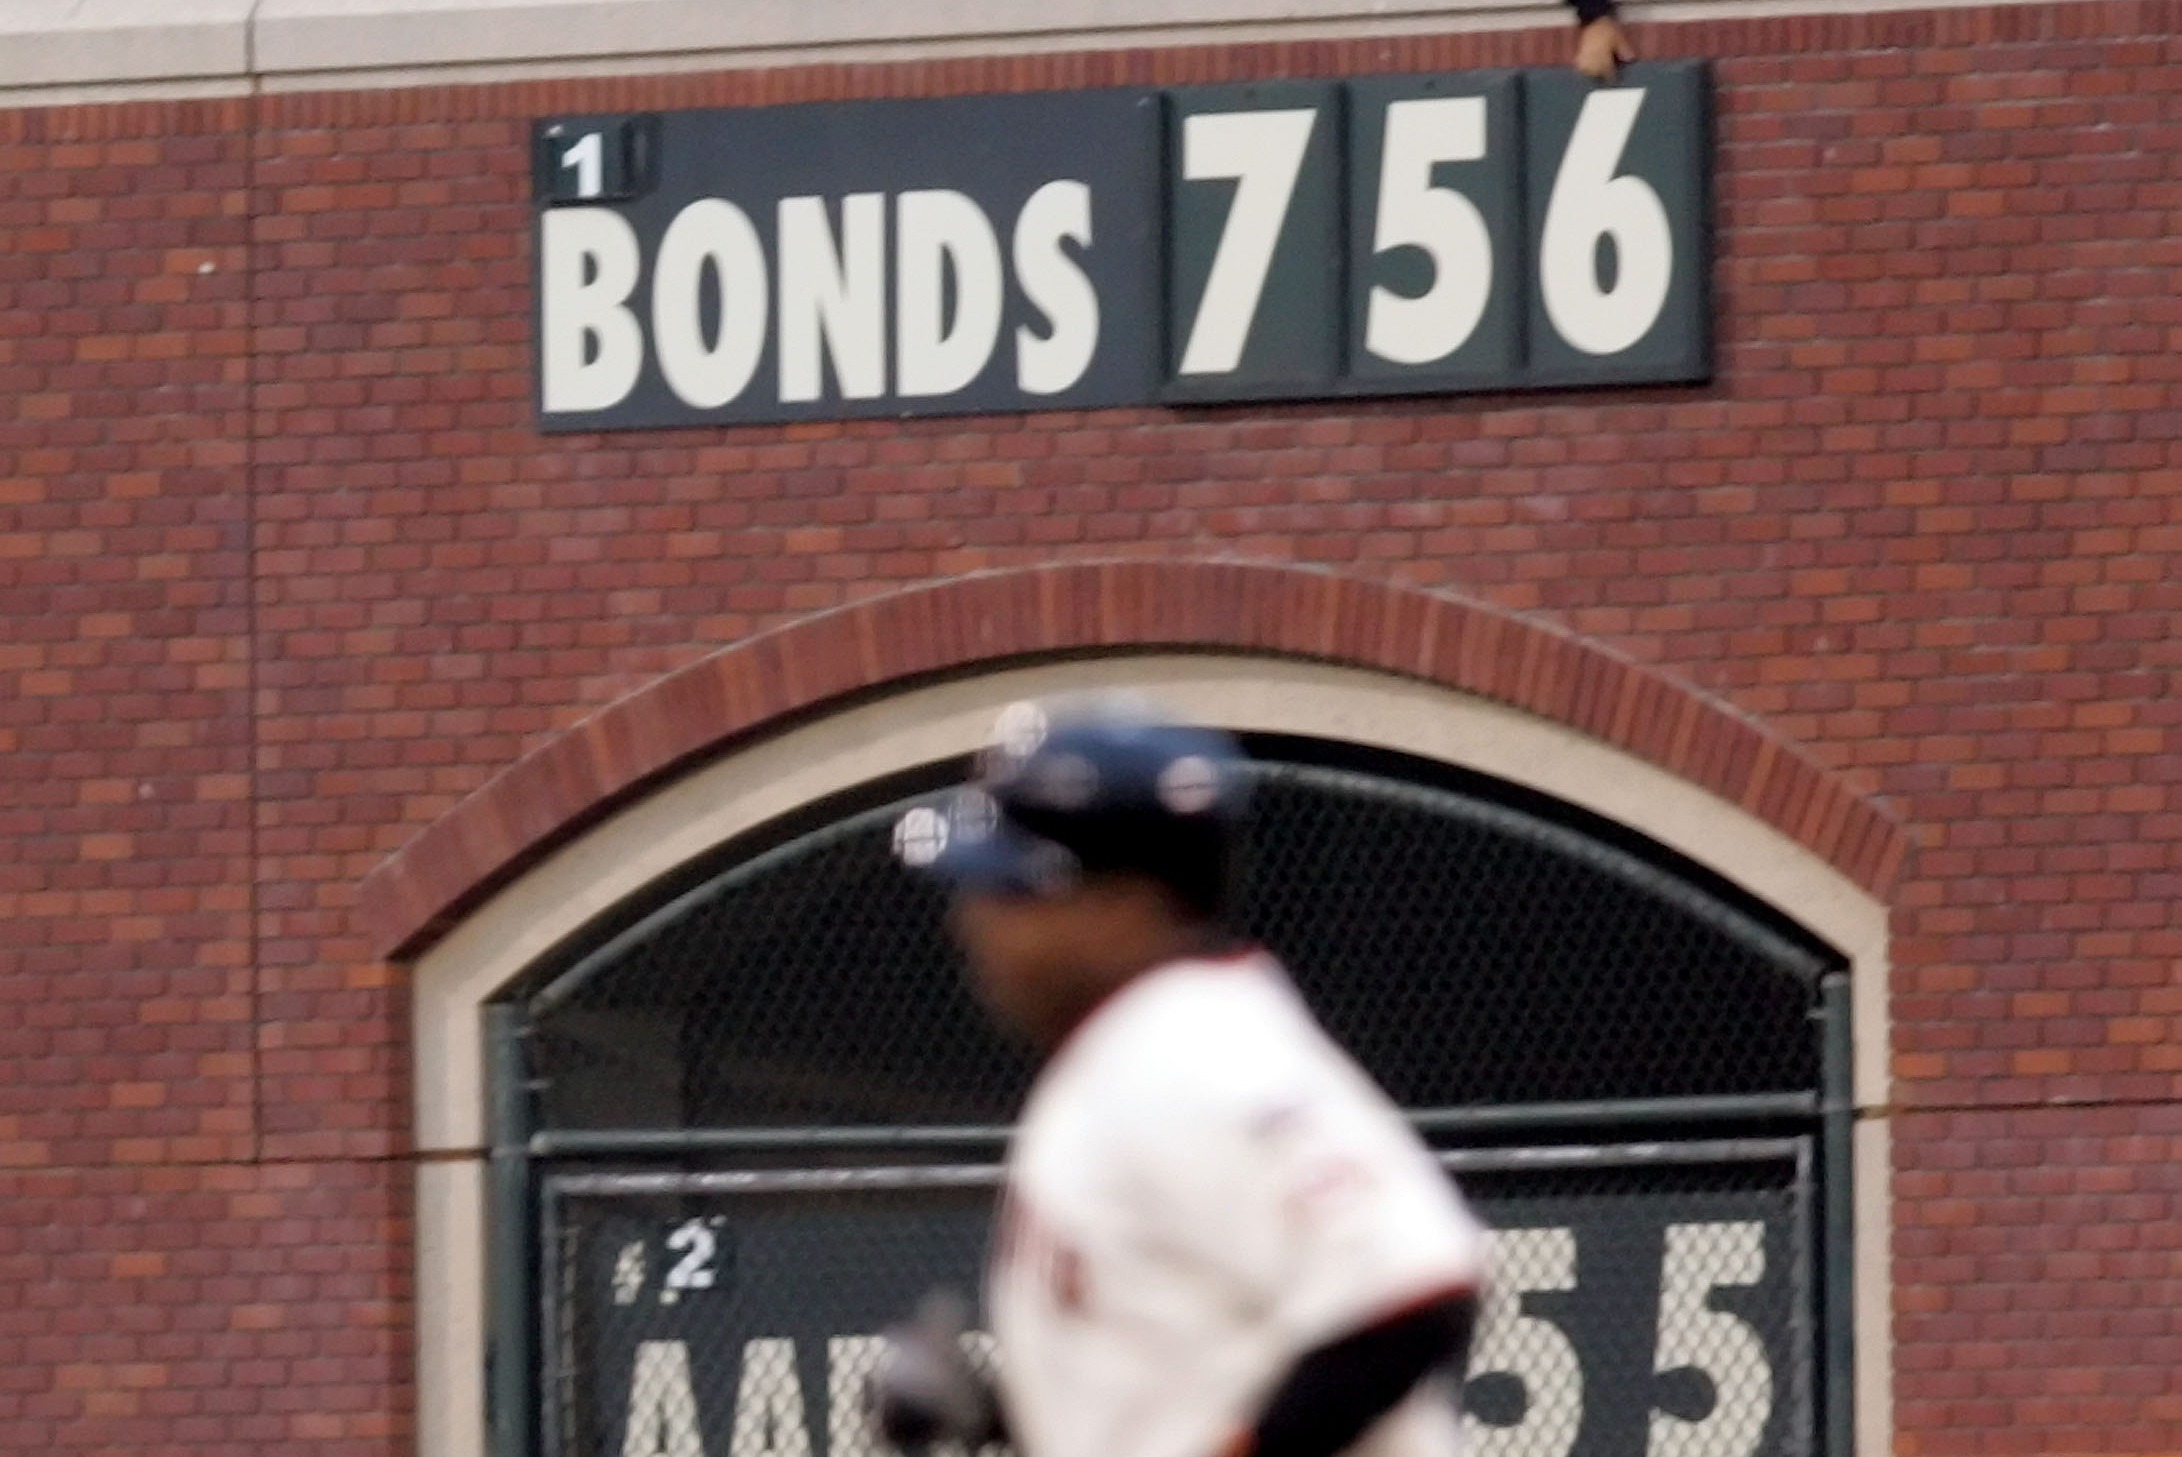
[1570,0,1637,81]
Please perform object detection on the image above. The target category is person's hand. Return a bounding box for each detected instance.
[867,1290,1002,1448]
[1573,16,1636,81]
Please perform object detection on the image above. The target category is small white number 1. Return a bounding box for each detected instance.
[561,132,604,199]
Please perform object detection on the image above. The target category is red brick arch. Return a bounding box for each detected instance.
[359,560,1907,960]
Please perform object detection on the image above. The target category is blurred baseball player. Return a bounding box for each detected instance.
[874,697,1488,1457]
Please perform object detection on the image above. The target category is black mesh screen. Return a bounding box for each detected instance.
[526,751,1829,1132]
[1243,765,1823,1109]
[529,813,1017,1132]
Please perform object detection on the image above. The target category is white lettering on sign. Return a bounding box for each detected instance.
[623,1340,705,1457]
[1176,108,1317,376]
[538,184,1107,414]
[731,1338,814,1457]
[826,1336,888,1457]
[1365,95,1494,366]
[778,193,888,404]
[1466,1227,1583,1457]
[619,1332,1002,1457]
[897,190,1006,398]
[653,200,769,410]
[1539,87,1673,356]
[1013,180,1099,396]
[540,207,644,412]
[1647,1222,1773,1457]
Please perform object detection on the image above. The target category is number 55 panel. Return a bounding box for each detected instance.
[1164,62,1711,403]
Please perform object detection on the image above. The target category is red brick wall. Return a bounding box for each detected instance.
[2,2,2179,1451]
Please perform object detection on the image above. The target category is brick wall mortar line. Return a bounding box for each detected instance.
[245,77,266,1171]
[0,1151,451,1178]
[1873,1093,2182,1116]
[3,1090,2174,1182]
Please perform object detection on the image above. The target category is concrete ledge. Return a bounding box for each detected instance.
[254,0,1553,74]
[0,0,2128,101]
[0,0,1562,96]
[0,0,253,88]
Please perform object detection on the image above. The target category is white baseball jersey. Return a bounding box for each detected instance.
[988,948,1487,1457]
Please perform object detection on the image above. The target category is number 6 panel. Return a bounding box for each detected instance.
[1523,63,1713,388]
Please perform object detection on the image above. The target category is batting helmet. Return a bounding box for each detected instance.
[896,696,1249,912]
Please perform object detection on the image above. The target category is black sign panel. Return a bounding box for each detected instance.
[1344,72,1525,392]
[543,1142,1810,1457]
[535,91,1164,430]
[1522,65,1713,387]
[1165,82,1344,401]
[1456,1147,1813,1457]
[533,66,1710,432]
[536,116,657,204]
[544,1171,1003,1457]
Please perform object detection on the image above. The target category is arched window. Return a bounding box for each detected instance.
[486,736,1853,1457]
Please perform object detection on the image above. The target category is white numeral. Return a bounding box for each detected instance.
[1539,89,1674,355]
[561,131,604,200]
[663,1218,720,1300]
[1365,96,1495,366]
[1177,109,1317,376]
[1466,1227,1584,1457]
[1647,1222,1773,1457]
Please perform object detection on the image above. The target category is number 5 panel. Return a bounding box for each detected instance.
[1343,73,1524,392]
[1523,62,1714,387]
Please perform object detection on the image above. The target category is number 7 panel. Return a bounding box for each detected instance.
[1163,81,1345,402]
[1342,72,1524,393]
